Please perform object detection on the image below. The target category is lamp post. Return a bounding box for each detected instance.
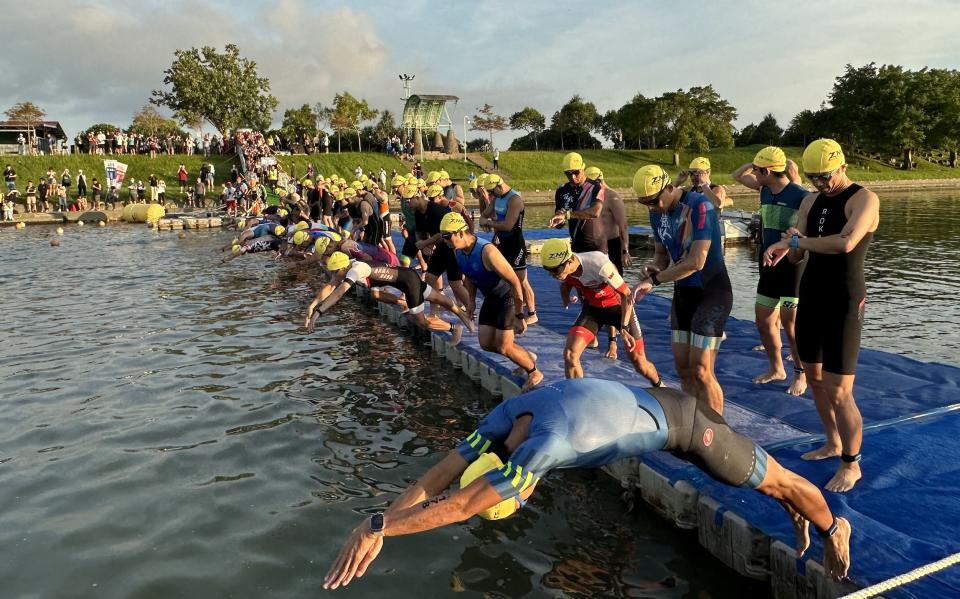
[463,116,471,163]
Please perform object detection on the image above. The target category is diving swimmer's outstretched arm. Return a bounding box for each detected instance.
[304,281,350,331]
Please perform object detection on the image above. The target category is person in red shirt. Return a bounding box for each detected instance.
[541,238,662,385]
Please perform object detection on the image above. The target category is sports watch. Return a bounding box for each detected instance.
[369,513,385,537]
[790,234,800,249]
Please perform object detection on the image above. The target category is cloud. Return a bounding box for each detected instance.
[0,0,390,135]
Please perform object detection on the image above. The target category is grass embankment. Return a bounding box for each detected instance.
[2,154,237,202]
[481,146,960,192]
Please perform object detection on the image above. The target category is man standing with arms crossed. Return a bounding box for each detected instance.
[764,139,879,493]
[733,147,808,395]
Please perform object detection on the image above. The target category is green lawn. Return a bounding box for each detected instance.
[2,154,236,200]
[479,146,960,191]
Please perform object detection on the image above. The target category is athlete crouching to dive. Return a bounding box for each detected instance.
[304,250,474,341]
[324,378,851,589]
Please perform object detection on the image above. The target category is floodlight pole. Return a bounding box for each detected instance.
[463,116,471,163]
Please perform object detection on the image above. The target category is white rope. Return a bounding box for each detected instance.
[840,552,960,599]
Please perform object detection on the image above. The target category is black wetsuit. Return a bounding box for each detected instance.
[796,183,872,375]
[555,181,607,253]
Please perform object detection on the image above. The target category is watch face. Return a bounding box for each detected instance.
[370,513,385,532]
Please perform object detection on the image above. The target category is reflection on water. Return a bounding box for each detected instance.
[0,225,762,598]
[1,187,955,598]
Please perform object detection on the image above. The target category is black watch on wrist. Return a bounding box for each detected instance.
[650,273,661,286]
[369,512,385,537]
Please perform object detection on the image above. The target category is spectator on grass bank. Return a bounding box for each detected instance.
[149,175,158,202]
[25,180,36,213]
[76,170,87,200]
[137,180,146,203]
[128,180,138,203]
[194,177,206,208]
[178,165,188,192]
[157,179,166,204]
[57,184,68,211]
[38,179,49,211]
[493,147,501,170]
[60,169,71,194]
[17,134,26,155]
[92,178,102,209]
[2,192,14,220]
[4,165,16,191]
[106,185,119,210]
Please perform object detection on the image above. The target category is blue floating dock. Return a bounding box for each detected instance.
[353,230,960,598]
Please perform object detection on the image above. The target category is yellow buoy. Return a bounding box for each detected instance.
[98,221,105,227]
[56,227,64,235]
[77,220,84,227]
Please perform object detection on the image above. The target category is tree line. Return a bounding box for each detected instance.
[7,43,960,168]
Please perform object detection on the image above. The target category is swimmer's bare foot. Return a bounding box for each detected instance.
[753,368,787,384]
[825,462,861,493]
[801,444,841,461]
[787,372,807,396]
[752,344,766,352]
[822,517,852,580]
[450,324,463,346]
[525,312,538,326]
[604,340,618,360]
[780,501,810,558]
[521,368,543,392]
[512,351,537,377]
[588,338,599,349]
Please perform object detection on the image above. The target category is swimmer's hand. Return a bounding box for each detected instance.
[548,214,565,229]
[323,522,384,590]
[620,328,637,351]
[642,264,661,277]
[514,317,527,336]
[764,240,791,267]
[632,279,654,302]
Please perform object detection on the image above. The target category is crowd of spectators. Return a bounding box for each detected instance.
[74,130,229,157]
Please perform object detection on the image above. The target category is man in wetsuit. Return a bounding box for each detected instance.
[413,185,472,311]
[733,147,808,396]
[478,174,537,325]
[439,170,465,208]
[675,157,732,211]
[549,152,606,253]
[631,165,732,415]
[303,251,473,339]
[323,378,852,590]
[764,139,879,493]
[588,167,631,358]
[440,212,543,392]
[540,238,662,386]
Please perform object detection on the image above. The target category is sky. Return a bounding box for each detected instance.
[5,0,960,145]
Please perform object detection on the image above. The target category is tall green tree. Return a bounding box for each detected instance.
[782,108,829,147]
[281,104,319,144]
[752,113,783,145]
[509,107,546,151]
[653,86,736,160]
[471,104,509,148]
[4,101,45,148]
[151,44,278,137]
[318,92,379,152]
[551,95,601,149]
[614,93,658,149]
[129,105,185,138]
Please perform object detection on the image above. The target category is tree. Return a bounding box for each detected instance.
[82,123,121,136]
[736,123,758,146]
[318,92,379,152]
[371,110,399,143]
[509,107,546,151]
[466,138,490,152]
[129,105,185,138]
[551,95,601,149]
[151,44,278,137]
[281,104,319,146]
[653,86,736,158]
[752,113,783,145]
[782,109,825,147]
[5,101,45,148]
[615,93,658,149]
[471,104,508,148]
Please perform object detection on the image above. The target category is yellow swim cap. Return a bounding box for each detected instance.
[364,179,376,190]
[359,174,368,182]
[689,157,711,171]
[633,165,671,199]
[277,208,288,217]
[483,174,502,190]
[476,174,489,190]
[803,139,845,174]
[401,184,419,199]
[232,237,239,245]
[351,181,363,190]
[540,238,573,269]
[405,174,418,185]
[468,178,479,190]
[426,171,442,184]
[426,184,444,198]
[314,236,331,254]
[439,170,450,180]
[232,244,242,254]
[562,152,585,171]
[273,225,286,236]
[277,189,288,198]
[460,453,518,520]
[417,178,426,187]
[391,175,406,188]
[326,251,350,271]
[342,187,357,198]
[584,166,602,181]
[440,212,468,233]
[292,230,309,245]
[294,221,309,232]
[302,178,313,189]
[753,146,787,172]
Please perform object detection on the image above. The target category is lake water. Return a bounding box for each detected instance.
[1,187,958,599]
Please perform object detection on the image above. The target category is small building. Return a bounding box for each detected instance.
[0,120,67,154]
